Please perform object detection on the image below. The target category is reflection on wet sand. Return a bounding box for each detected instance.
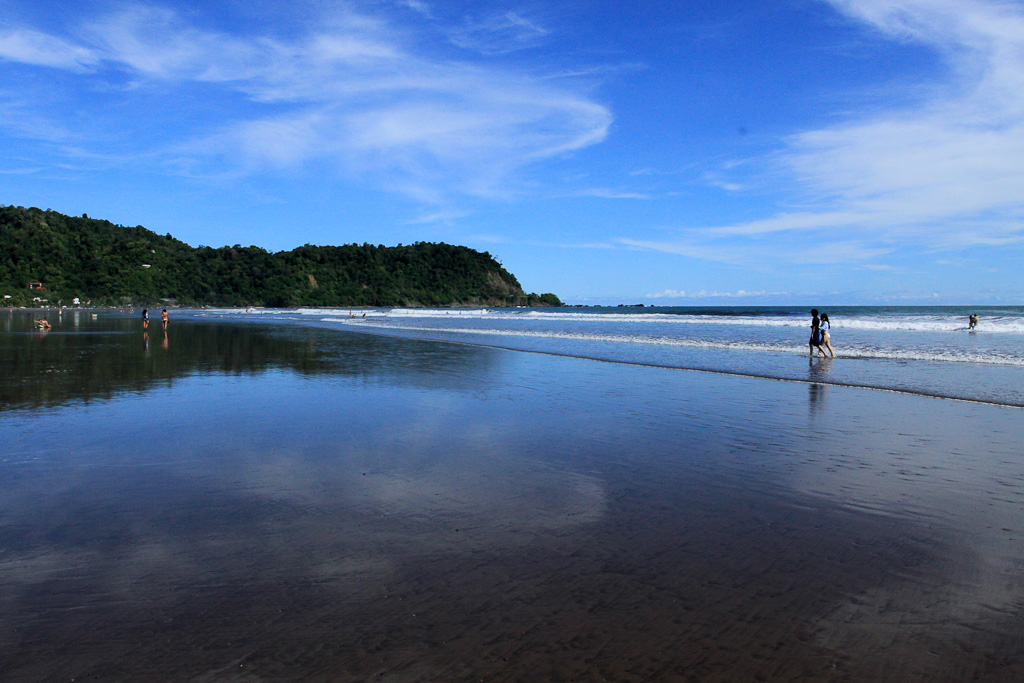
[789,391,1024,679]
[808,382,828,416]
[1,316,1023,681]
[0,311,500,412]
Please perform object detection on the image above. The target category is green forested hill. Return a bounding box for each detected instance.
[0,205,562,307]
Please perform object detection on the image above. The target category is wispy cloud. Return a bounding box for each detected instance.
[0,166,43,175]
[398,0,433,18]
[636,0,1024,267]
[646,288,780,299]
[0,94,73,142]
[405,208,473,224]
[450,11,551,55]
[472,234,616,250]
[706,212,866,236]
[575,188,651,199]
[0,28,97,70]
[0,3,610,200]
[620,236,892,266]
[783,0,1024,245]
[619,238,743,264]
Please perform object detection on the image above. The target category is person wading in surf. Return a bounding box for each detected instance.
[809,309,821,357]
[818,312,834,358]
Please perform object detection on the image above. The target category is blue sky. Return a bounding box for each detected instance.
[2,0,1023,304]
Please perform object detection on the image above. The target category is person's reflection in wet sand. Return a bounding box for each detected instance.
[808,382,827,415]
[161,328,168,350]
[143,331,149,353]
[809,355,833,382]
[808,357,833,416]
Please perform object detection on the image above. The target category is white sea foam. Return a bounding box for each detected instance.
[198,307,1024,333]
[338,308,1024,333]
[520,312,1024,333]
[321,318,1024,367]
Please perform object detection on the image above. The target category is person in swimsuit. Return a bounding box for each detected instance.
[141,308,149,329]
[968,314,978,330]
[818,312,834,357]
[161,309,168,328]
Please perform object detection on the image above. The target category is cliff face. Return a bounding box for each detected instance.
[0,205,562,307]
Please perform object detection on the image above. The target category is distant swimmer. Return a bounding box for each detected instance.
[36,319,51,329]
[968,314,979,330]
[818,313,835,358]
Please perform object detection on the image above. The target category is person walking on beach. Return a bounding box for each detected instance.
[818,312,835,358]
[141,308,149,329]
[968,314,979,330]
[809,309,821,356]
[161,309,168,328]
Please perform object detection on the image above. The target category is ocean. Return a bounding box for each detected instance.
[201,305,1024,406]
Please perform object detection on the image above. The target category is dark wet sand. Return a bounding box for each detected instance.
[3,488,1015,683]
[2,321,1024,681]
[0,492,926,681]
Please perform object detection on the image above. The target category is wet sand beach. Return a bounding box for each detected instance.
[2,315,1023,681]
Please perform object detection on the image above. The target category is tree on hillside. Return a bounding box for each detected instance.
[0,205,563,308]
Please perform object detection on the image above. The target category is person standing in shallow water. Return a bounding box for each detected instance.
[161,309,168,328]
[809,309,821,356]
[818,312,835,358]
[141,309,149,329]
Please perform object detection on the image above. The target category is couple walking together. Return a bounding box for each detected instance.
[810,309,834,358]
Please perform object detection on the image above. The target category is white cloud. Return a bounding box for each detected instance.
[689,289,770,298]
[0,166,43,174]
[398,0,433,17]
[80,6,258,80]
[783,0,1024,243]
[576,188,651,199]
[0,3,611,201]
[450,11,551,55]
[646,289,777,299]
[787,241,892,264]
[618,238,742,264]
[620,236,892,266]
[0,94,73,142]
[0,28,97,70]
[234,113,330,167]
[707,211,866,236]
[405,208,472,224]
[628,0,1024,268]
